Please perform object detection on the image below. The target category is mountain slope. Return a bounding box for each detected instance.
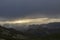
[0,22,60,40]
[0,25,27,40]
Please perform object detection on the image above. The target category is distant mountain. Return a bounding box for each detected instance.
[23,22,60,36]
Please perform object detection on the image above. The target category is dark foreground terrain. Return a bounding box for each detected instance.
[0,22,60,40]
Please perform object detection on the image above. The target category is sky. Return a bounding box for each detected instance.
[0,0,60,19]
[0,0,60,25]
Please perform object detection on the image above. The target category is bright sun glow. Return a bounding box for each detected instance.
[0,18,60,25]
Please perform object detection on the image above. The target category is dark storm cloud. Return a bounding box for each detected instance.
[0,0,60,19]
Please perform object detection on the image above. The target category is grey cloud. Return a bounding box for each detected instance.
[0,0,60,19]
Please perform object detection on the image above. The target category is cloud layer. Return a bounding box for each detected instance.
[0,0,60,19]
[0,18,60,26]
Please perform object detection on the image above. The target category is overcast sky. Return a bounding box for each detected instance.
[0,0,60,20]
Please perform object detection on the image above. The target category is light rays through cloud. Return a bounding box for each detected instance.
[0,18,60,25]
